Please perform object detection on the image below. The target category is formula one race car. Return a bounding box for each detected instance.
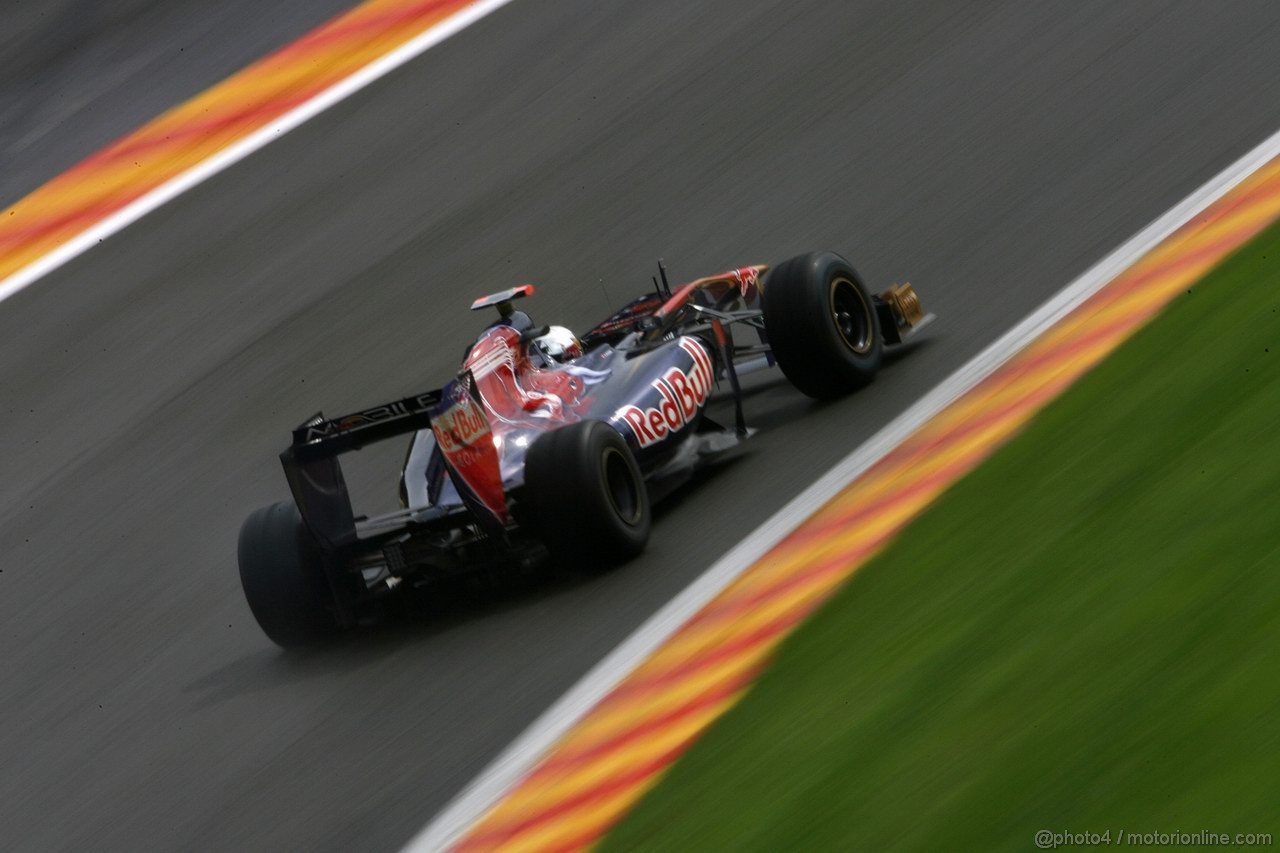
[238,251,931,647]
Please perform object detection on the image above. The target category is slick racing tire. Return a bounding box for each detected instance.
[524,420,651,571]
[238,501,340,648]
[762,251,883,399]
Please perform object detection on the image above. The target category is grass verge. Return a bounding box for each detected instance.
[602,222,1280,851]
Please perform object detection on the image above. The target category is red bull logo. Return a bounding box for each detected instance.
[434,397,489,453]
[432,389,508,522]
[618,338,715,448]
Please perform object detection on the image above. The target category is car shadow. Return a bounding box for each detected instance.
[185,582,559,707]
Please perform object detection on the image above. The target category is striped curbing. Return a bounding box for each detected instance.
[0,0,503,295]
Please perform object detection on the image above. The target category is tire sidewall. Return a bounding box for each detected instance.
[237,501,337,647]
[763,251,883,398]
[583,424,649,556]
[524,420,651,570]
[809,252,882,365]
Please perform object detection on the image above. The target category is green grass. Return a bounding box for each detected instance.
[602,222,1280,852]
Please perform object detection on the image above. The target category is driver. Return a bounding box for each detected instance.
[532,325,583,363]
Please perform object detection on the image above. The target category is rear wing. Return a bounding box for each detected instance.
[288,390,443,460]
[280,390,442,550]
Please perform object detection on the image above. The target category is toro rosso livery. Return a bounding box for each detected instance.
[238,251,931,647]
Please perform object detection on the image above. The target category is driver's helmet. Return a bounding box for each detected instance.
[533,325,583,363]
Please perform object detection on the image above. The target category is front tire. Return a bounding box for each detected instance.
[523,420,651,571]
[237,501,340,648]
[762,251,883,398]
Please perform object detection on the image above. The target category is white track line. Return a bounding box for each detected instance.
[0,0,521,307]
[406,125,1280,852]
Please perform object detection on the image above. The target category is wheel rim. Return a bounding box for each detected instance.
[601,447,642,525]
[829,275,874,355]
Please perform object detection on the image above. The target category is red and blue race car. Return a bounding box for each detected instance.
[237,251,930,647]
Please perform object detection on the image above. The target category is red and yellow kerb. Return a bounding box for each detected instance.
[0,0,487,283]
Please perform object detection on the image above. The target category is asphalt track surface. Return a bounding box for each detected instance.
[0,0,355,206]
[3,2,1280,850]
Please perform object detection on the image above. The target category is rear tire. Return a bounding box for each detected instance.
[763,251,883,398]
[237,501,340,648]
[523,420,651,571]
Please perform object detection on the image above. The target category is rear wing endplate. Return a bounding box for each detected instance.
[280,389,442,549]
